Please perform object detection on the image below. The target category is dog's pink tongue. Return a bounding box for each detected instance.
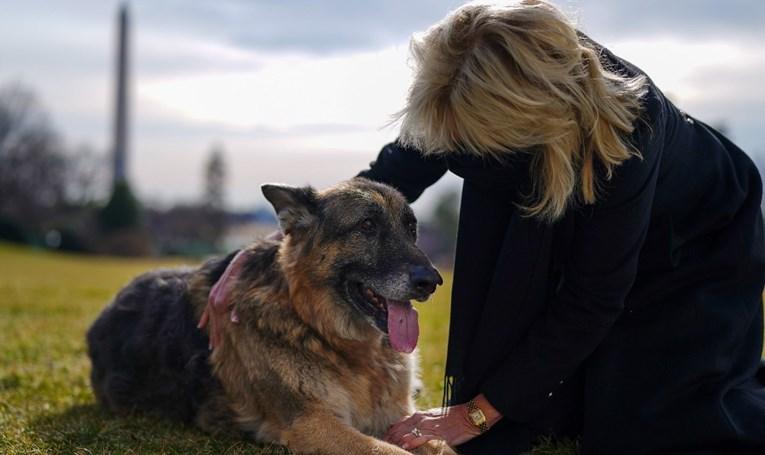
[387,300,419,353]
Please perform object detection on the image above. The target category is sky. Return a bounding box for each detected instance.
[1,0,763,214]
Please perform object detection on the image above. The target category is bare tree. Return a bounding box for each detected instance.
[0,83,67,230]
[65,144,108,207]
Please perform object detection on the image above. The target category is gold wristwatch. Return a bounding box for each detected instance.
[466,399,488,433]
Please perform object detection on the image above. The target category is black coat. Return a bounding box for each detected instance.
[359,42,765,454]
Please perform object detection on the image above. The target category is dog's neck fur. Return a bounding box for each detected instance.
[192,238,395,367]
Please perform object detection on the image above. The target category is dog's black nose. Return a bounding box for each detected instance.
[409,265,443,295]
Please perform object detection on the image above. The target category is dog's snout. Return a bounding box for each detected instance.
[409,265,442,295]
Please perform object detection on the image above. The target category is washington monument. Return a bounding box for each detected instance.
[112,3,130,186]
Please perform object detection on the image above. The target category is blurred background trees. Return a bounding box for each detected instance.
[0,84,66,239]
[0,83,243,257]
[145,144,230,256]
[0,83,106,250]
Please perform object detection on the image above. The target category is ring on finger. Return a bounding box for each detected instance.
[411,427,422,438]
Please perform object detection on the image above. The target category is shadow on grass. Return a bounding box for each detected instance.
[28,404,291,454]
[28,404,580,455]
[18,404,582,455]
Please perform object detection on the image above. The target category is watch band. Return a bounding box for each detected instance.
[467,399,489,433]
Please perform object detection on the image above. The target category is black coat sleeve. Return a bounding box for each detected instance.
[480,97,667,422]
[356,141,448,203]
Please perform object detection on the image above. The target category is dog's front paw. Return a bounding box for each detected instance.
[411,439,458,455]
[368,441,420,455]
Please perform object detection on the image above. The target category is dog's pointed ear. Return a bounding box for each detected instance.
[261,183,318,235]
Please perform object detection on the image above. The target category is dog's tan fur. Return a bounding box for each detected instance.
[185,180,455,455]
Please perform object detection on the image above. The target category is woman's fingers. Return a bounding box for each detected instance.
[384,421,410,443]
[388,412,423,432]
[384,412,426,442]
[396,417,445,449]
[387,416,439,447]
[387,405,481,450]
[399,430,438,450]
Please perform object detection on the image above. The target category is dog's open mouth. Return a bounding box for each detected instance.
[348,282,419,354]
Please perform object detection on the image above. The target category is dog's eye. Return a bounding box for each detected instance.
[407,222,417,237]
[359,218,376,233]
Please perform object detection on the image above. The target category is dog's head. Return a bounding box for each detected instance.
[262,178,442,353]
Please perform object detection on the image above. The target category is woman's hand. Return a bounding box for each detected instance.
[384,394,502,450]
[384,405,478,450]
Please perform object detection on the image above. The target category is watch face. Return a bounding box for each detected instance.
[469,409,486,425]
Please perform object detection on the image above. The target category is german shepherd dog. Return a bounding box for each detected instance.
[87,178,456,455]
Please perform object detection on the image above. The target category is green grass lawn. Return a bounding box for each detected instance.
[0,242,575,454]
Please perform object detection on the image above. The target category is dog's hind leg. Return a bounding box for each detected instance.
[86,269,214,422]
[281,409,413,455]
[195,388,244,438]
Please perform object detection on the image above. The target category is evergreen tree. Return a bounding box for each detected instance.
[98,181,141,232]
[204,145,226,211]
[201,144,227,249]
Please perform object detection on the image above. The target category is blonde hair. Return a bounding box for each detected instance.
[396,0,648,221]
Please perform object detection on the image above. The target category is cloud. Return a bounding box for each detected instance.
[600,36,764,151]
[1,0,763,212]
[133,0,465,55]
[570,0,765,43]
[134,1,765,56]
[137,45,413,129]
